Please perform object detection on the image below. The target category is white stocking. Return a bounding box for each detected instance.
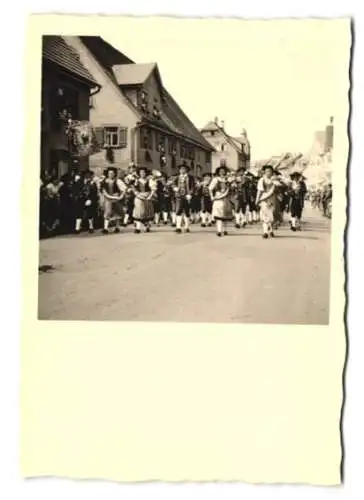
[216,219,223,233]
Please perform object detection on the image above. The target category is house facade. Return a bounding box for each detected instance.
[64,36,214,177]
[200,118,251,173]
[41,36,100,178]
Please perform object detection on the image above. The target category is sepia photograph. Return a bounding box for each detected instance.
[37,19,341,324]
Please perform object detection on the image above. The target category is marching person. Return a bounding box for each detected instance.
[191,166,203,224]
[256,164,280,239]
[298,174,308,225]
[151,169,164,226]
[123,163,138,226]
[168,174,178,227]
[199,172,213,227]
[209,163,234,237]
[232,168,249,229]
[288,171,303,231]
[246,173,259,224]
[160,172,173,225]
[132,166,156,233]
[101,166,126,234]
[82,170,99,233]
[71,167,86,234]
[172,163,195,233]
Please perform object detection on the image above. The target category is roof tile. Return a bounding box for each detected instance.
[42,36,98,87]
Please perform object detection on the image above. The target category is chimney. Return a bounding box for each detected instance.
[214,116,219,125]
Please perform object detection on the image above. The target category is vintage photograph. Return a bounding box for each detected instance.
[38,20,338,324]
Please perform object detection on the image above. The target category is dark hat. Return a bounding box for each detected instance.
[178,163,190,171]
[105,166,118,176]
[215,165,229,176]
[290,171,301,179]
[262,164,274,172]
[84,169,94,178]
[203,171,212,178]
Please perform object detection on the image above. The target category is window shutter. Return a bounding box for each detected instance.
[118,127,128,148]
[95,127,105,148]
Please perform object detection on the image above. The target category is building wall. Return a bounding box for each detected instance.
[64,36,140,175]
[201,129,239,173]
[41,63,91,177]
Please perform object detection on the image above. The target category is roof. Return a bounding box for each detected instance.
[200,120,220,133]
[112,63,157,86]
[80,36,213,151]
[161,89,214,151]
[201,120,243,153]
[42,36,98,87]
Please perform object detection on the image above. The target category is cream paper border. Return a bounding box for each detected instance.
[21,15,350,485]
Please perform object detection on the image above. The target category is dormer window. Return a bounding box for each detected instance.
[211,131,215,136]
[221,143,225,152]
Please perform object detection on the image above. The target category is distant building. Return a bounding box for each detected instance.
[41,36,100,178]
[200,118,251,173]
[64,36,214,176]
[311,117,334,156]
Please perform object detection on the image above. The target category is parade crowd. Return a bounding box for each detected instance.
[39,160,332,240]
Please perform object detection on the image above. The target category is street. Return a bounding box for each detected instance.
[38,207,331,324]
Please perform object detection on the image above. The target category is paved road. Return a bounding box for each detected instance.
[38,207,331,324]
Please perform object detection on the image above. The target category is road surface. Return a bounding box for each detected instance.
[38,207,331,324]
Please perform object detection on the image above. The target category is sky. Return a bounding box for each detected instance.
[104,18,350,160]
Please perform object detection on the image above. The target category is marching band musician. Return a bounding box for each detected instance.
[160,173,173,225]
[101,166,127,234]
[151,170,164,226]
[232,168,249,229]
[209,163,234,237]
[132,166,156,233]
[199,172,213,227]
[245,172,259,224]
[168,174,178,227]
[172,164,195,233]
[289,171,304,231]
[256,164,280,239]
[82,170,99,233]
[191,166,203,224]
[123,163,138,226]
[71,166,86,234]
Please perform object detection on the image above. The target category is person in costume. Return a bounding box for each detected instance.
[232,168,249,229]
[209,164,234,236]
[123,163,138,226]
[82,170,99,233]
[168,174,178,227]
[101,167,126,234]
[132,167,156,233]
[246,173,259,224]
[256,164,280,238]
[159,173,173,225]
[298,174,308,225]
[191,167,203,224]
[70,167,86,234]
[172,164,195,233]
[288,171,303,231]
[150,170,164,226]
[199,172,213,227]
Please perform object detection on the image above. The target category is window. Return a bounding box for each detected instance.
[211,131,215,136]
[157,133,166,152]
[221,143,225,152]
[95,126,128,148]
[141,127,153,150]
[168,137,177,155]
